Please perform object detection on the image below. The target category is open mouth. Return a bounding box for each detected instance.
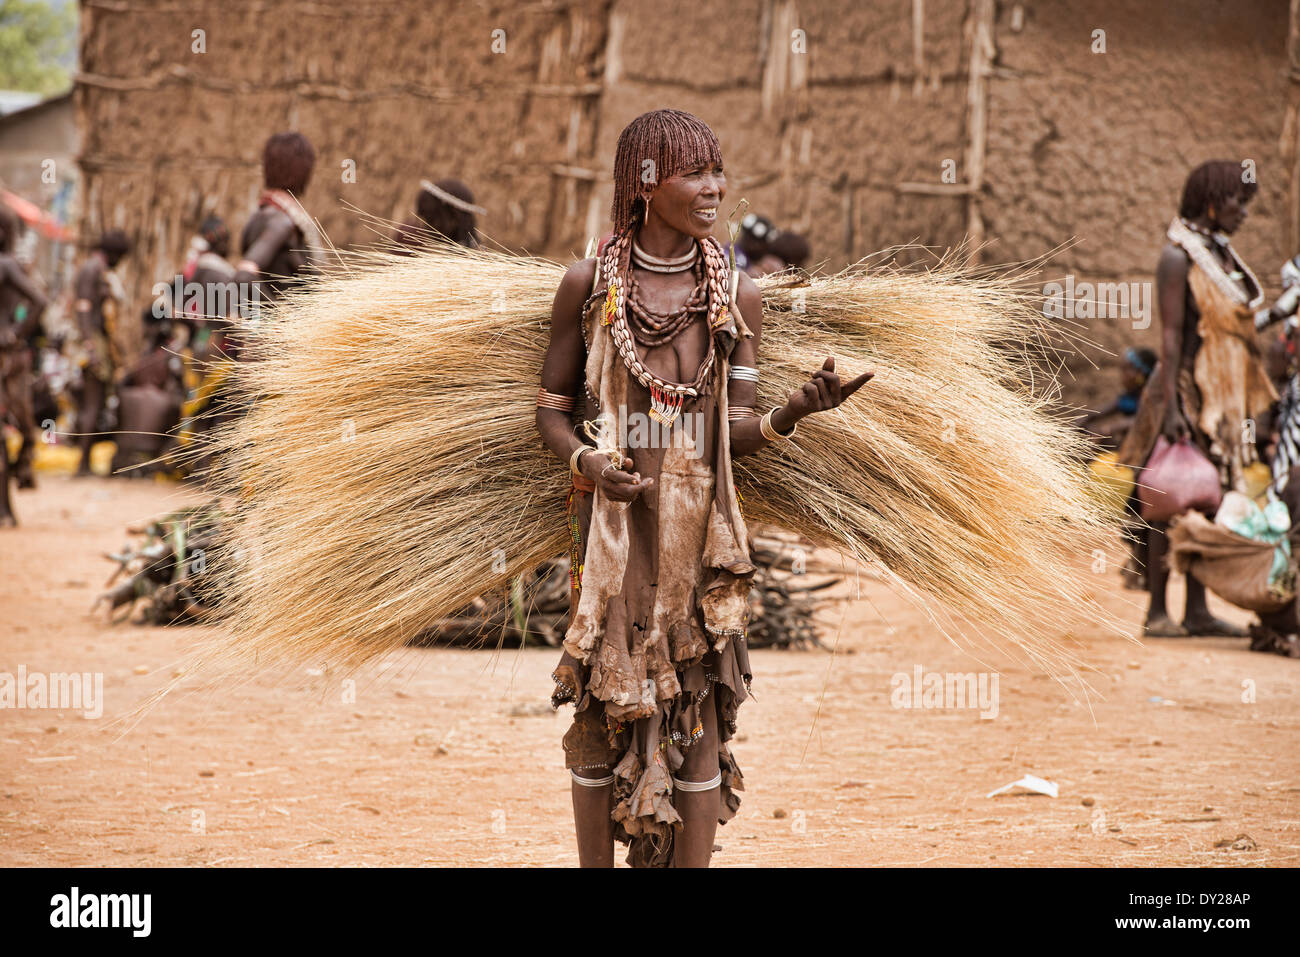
[693,207,717,224]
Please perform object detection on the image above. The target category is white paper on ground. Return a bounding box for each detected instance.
[986,774,1059,799]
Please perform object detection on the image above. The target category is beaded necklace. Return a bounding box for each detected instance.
[625,257,709,347]
[1167,217,1263,310]
[598,231,730,425]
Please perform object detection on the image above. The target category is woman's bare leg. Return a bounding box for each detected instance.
[570,768,615,868]
[1144,522,1185,636]
[1183,575,1213,623]
[1148,518,1244,637]
[1181,515,1246,636]
[671,692,721,868]
[0,444,15,526]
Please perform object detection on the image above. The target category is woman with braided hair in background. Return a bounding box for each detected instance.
[1118,161,1275,638]
[536,109,872,867]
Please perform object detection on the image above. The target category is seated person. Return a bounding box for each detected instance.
[755,230,812,275]
[112,311,184,475]
[727,213,778,276]
[1079,347,1156,450]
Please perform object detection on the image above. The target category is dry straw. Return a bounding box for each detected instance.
[190,243,1126,692]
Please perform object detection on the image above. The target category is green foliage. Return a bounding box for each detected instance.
[0,0,76,95]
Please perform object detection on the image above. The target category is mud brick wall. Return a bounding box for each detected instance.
[985,0,1292,406]
[593,0,972,271]
[76,0,1296,407]
[75,0,610,352]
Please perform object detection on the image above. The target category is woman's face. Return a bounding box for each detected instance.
[645,161,726,240]
[1212,193,1249,234]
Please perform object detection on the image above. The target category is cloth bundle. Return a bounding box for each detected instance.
[1169,493,1296,614]
[1138,436,1222,522]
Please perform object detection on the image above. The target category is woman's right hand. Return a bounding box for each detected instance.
[582,450,654,502]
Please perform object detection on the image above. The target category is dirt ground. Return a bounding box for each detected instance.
[1,474,1297,867]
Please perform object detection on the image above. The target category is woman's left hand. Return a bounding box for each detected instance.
[784,356,874,421]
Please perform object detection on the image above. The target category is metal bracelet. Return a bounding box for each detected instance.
[569,445,592,475]
[672,771,722,792]
[537,387,578,412]
[570,769,614,787]
[759,409,796,441]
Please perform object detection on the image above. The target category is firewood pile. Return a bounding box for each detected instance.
[96,504,227,625]
[409,527,840,650]
[99,510,841,649]
[744,530,841,649]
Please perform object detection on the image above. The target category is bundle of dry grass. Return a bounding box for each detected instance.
[191,243,1124,690]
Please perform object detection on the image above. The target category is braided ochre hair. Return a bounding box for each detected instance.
[602,110,731,334]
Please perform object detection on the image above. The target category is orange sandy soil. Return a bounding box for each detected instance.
[1,474,1297,867]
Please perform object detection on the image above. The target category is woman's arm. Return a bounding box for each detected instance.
[1155,244,1190,440]
[233,213,298,320]
[726,273,766,457]
[535,258,652,502]
[235,213,296,279]
[728,272,872,458]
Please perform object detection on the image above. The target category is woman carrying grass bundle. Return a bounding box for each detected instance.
[536,110,871,868]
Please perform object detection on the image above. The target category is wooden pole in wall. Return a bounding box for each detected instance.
[964,0,995,266]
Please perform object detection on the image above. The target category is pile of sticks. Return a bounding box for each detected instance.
[410,528,839,650]
[97,504,227,625]
[99,505,837,650]
[745,529,841,650]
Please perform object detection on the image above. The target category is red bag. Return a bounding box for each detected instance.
[1138,436,1223,522]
